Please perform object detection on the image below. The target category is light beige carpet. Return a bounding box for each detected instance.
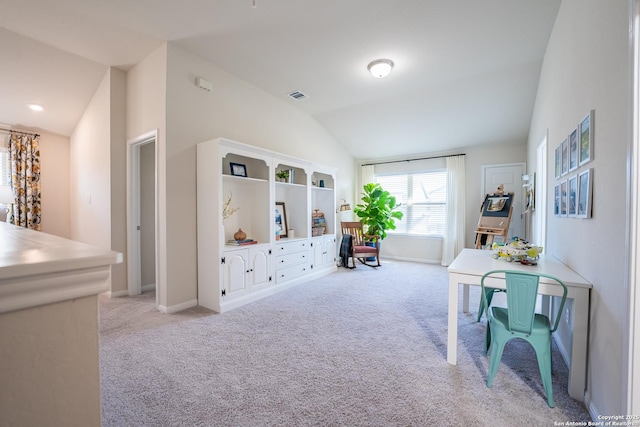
[99,260,591,426]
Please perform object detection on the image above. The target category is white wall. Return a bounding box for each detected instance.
[70,67,128,294]
[126,44,168,306]
[70,71,112,249]
[527,0,629,416]
[38,132,71,238]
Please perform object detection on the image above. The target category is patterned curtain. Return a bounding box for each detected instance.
[9,132,41,230]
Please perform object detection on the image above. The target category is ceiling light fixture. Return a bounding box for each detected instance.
[28,104,44,112]
[367,59,394,78]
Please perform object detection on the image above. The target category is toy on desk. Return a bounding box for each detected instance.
[492,238,543,265]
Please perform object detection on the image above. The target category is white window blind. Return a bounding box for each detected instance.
[0,149,9,186]
[376,170,447,236]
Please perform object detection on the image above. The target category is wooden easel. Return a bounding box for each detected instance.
[474,189,514,249]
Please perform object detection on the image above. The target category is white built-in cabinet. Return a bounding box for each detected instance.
[197,138,336,312]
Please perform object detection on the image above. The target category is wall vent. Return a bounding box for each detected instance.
[288,90,308,100]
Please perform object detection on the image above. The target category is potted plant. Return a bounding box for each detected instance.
[276,170,289,182]
[353,183,403,241]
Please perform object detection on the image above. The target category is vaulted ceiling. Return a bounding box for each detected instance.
[0,0,561,159]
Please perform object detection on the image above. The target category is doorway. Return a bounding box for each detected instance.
[127,130,159,308]
[481,162,526,241]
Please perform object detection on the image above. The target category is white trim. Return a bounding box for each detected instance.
[0,266,112,314]
[107,289,129,298]
[625,0,640,414]
[158,299,198,314]
[126,130,160,311]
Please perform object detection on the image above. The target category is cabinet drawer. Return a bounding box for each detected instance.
[275,250,308,268]
[275,263,310,284]
[275,239,309,255]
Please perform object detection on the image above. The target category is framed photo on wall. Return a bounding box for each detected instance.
[555,146,561,179]
[569,128,578,172]
[561,137,569,176]
[577,168,593,218]
[579,110,594,166]
[560,180,568,216]
[554,184,560,216]
[568,175,578,216]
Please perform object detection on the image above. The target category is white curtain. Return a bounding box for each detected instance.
[441,155,466,266]
[359,164,375,200]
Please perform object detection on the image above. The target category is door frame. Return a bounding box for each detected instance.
[480,162,526,240]
[126,130,159,308]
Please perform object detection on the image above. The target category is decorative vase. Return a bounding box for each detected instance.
[234,228,246,241]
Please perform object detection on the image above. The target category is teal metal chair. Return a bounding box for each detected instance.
[480,270,567,408]
[476,287,505,322]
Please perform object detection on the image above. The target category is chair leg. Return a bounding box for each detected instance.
[486,338,506,388]
[484,321,491,356]
[477,288,495,322]
[532,338,555,407]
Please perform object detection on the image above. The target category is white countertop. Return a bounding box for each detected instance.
[0,222,122,313]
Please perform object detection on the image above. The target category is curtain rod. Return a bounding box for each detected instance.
[0,127,40,138]
[361,153,465,167]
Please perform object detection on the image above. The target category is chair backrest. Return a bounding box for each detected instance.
[340,221,366,246]
[481,270,568,334]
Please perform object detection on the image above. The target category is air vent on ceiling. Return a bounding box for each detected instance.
[288,90,308,100]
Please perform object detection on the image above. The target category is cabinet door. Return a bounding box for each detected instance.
[312,241,324,269]
[223,250,248,299]
[324,236,336,266]
[249,246,271,289]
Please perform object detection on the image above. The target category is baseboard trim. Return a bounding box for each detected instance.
[158,299,198,314]
[141,283,156,293]
[108,289,129,298]
[381,255,442,264]
[584,390,598,421]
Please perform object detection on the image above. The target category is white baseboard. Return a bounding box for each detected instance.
[584,390,598,421]
[381,255,442,264]
[108,289,129,298]
[158,299,198,314]
[141,283,156,292]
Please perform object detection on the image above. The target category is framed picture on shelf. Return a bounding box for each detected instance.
[568,175,578,216]
[579,110,594,166]
[561,137,569,176]
[577,168,593,218]
[275,202,288,238]
[569,128,578,172]
[555,146,561,179]
[230,162,247,177]
[560,180,568,216]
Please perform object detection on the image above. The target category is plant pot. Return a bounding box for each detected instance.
[365,241,378,262]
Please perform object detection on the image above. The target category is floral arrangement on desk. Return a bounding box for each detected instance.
[492,238,543,265]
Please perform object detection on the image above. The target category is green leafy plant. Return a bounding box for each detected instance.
[276,170,289,180]
[353,183,403,240]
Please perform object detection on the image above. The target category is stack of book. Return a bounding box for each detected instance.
[227,239,258,246]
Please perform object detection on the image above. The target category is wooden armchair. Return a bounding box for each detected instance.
[340,221,381,268]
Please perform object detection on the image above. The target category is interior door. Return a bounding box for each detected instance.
[482,163,525,241]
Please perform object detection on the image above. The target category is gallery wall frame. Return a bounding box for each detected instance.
[577,168,593,218]
[568,174,578,217]
[569,129,579,172]
[579,110,594,166]
[553,110,594,219]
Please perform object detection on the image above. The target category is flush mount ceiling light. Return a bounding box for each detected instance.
[28,104,44,112]
[367,59,394,78]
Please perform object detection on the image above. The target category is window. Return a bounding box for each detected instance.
[0,148,9,186]
[376,170,447,236]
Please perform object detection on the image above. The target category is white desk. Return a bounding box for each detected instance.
[447,248,592,401]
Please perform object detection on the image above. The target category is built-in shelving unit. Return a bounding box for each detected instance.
[197,137,336,313]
